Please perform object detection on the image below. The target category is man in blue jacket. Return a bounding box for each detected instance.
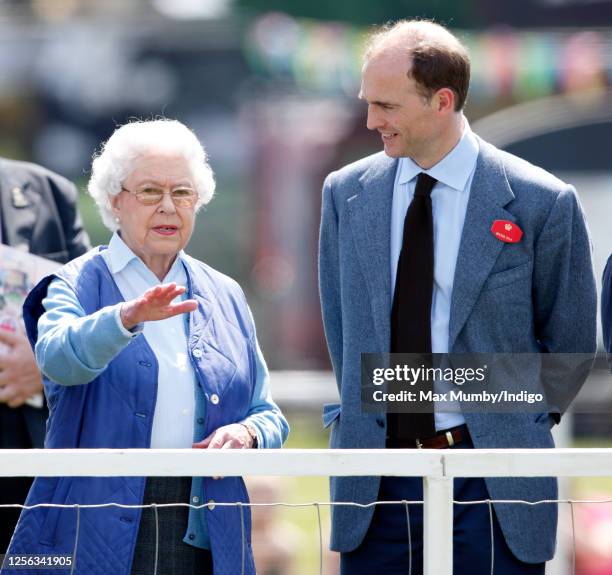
[318,20,597,574]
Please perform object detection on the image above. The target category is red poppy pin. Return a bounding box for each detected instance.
[491,220,523,243]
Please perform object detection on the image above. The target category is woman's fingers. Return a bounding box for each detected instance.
[192,434,213,449]
[167,299,198,315]
[145,283,183,303]
[192,427,250,480]
[194,424,251,450]
[197,430,223,449]
[134,285,196,320]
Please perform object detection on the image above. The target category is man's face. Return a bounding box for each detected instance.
[360,53,439,159]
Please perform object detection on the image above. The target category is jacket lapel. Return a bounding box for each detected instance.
[0,159,41,248]
[348,153,397,351]
[449,139,515,349]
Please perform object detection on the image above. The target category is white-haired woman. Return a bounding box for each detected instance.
[8,119,289,575]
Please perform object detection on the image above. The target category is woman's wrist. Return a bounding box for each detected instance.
[240,423,259,448]
[120,301,139,330]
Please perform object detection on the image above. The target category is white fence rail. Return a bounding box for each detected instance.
[2,448,612,575]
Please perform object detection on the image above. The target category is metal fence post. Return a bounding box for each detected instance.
[423,475,453,575]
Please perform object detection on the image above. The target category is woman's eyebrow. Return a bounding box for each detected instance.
[134,179,195,188]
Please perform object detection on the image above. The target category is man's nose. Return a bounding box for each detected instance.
[366,105,382,131]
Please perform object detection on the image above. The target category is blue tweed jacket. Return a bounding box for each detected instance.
[318,137,597,563]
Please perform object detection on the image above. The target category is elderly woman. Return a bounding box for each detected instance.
[9,119,289,575]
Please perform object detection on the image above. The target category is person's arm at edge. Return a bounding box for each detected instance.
[602,254,612,356]
[318,172,343,389]
[48,174,91,258]
[533,184,598,419]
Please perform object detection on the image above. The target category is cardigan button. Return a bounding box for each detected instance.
[210,394,219,405]
[193,349,203,359]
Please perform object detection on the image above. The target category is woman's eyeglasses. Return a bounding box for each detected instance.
[121,186,198,208]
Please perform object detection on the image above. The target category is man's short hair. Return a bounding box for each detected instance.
[365,20,471,111]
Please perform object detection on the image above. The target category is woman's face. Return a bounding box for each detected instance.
[111,154,197,268]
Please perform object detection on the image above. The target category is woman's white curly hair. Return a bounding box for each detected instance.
[88,119,216,231]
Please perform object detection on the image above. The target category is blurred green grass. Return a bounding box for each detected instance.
[572,439,612,496]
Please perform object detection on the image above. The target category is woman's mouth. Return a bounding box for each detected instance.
[152,225,178,236]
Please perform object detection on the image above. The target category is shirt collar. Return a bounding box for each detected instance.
[105,232,186,277]
[397,118,480,192]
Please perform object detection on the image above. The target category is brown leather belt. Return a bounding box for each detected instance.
[387,424,468,449]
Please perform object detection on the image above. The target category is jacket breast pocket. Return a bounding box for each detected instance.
[481,260,532,292]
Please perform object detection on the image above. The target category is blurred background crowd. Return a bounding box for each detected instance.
[1,0,612,573]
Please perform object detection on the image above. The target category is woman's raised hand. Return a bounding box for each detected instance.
[120,283,198,329]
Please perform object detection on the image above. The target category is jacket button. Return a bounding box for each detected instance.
[192,496,200,504]
[188,533,195,540]
[207,499,215,510]
[193,349,203,358]
[197,417,204,424]
[210,394,219,405]
[376,417,385,428]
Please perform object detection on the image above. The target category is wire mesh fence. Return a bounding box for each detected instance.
[2,497,612,574]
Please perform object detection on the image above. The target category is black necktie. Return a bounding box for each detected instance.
[388,172,437,443]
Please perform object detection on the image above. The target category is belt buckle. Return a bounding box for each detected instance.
[416,438,423,449]
[445,430,455,447]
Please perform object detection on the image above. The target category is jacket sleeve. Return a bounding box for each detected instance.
[48,175,91,260]
[602,254,612,355]
[36,278,139,385]
[240,335,290,449]
[318,173,343,390]
[533,184,597,414]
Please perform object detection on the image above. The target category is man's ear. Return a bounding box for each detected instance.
[435,88,456,113]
